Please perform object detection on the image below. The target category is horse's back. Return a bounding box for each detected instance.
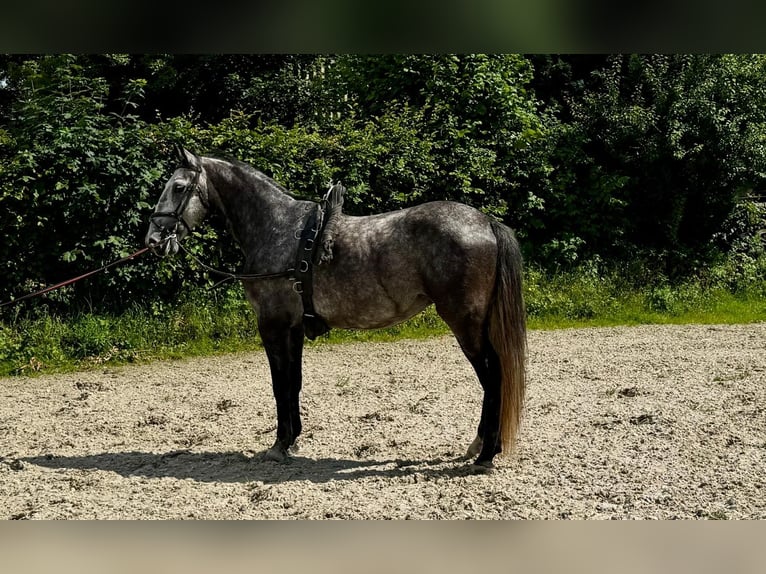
[343,200,493,245]
[313,201,498,329]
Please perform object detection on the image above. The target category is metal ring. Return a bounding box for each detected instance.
[294,229,302,239]
[292,281,304,294]
[304,238,314,250]
[299,260,309,273]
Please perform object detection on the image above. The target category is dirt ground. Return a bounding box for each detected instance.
[1,323,764,519]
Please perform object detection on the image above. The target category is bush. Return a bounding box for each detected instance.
[2,54,766,322]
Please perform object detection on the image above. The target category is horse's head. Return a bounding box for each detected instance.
[145,146,210,256]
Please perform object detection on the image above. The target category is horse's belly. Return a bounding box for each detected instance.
[314,286,431,330]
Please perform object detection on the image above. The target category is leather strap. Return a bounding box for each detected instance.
[292,205,330,339]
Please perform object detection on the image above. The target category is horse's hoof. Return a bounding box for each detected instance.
[264,446,289,463]
[464,436,483,459]
[468,460,495,475]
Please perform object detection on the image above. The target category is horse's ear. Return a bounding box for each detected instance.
[173,143,186,165]
[175,145,201,171]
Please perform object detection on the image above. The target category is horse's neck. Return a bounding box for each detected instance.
[202,158,301,268]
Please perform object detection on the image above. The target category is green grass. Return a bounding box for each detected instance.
[1,265,764,377]
[527,290,765,330]
[524,266,766,329]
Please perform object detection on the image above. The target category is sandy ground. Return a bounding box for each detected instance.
[1,323,764,519]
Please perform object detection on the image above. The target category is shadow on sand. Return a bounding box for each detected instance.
[22,449,481,484]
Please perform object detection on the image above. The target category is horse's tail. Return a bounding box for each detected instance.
[488,219,527,455]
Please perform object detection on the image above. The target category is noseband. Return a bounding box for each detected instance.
[150,167,208,237]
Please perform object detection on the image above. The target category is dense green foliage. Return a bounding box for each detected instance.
[1,54,764,322]
[529,55,766,271]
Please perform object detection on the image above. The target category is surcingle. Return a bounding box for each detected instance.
[315,182,346,265]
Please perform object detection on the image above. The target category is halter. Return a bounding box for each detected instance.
[149,166,208,237]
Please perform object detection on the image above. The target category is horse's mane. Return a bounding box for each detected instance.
[209,155,299,199]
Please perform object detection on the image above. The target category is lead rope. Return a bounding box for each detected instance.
[0,247,150,309]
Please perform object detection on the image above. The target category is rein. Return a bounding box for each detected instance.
[148,157,331,339]
[176,203,330,339]
[175,201,324,286]
[177,241,294,282]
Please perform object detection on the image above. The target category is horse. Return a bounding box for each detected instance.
[145,146,527,472]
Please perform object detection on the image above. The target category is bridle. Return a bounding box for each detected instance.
[149,166,208,239]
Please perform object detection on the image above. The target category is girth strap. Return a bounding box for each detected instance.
[292,204,330,340]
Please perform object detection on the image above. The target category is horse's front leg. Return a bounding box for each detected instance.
[260,319,305,463]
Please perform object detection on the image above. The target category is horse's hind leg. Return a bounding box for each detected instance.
[464,345,503,471]
[463,344,493,459]
[438,307,502,471]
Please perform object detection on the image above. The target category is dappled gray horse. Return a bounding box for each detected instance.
[145,147,526,471]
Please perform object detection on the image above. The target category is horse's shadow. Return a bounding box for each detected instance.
[22,449,477,484]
